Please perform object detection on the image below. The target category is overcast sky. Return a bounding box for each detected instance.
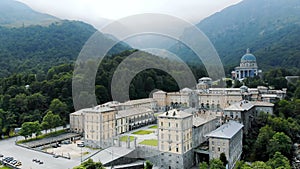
[17,0,242,28]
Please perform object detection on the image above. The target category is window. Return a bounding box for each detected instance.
[176,123,178,128]
[169,145,171,151]
[212,141,214,145]
[212,146,215,151]
[218,147,221,152]
[161,122,163,126]
[169,122,171,127]
[176,147,179,152]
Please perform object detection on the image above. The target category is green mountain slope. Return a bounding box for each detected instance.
[0,21,130,77]
[0,0,59,27]
[170,0,300,72]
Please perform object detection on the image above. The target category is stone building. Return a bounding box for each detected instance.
[223,100,255,134]
[70,108,87,134]
[191,110,220,148]
[84,106,116,148]
[252,101,274,115]
[206,121,243,169]
[232,49,262,80]
[119,98,157,111]
[116,107,155,134]
[157,109,194,169]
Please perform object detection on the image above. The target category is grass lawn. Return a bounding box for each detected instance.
[148,125,158,129]
[139,139,158,146]
[0,166,10,169]
[132,130,153,135]
[120,136,135,142]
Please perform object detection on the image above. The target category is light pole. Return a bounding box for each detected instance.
[80,146,83,162]
[111,147,114,169]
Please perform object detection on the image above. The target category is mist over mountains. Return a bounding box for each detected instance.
[170,0,300,72]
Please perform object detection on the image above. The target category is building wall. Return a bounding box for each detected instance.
[208,130,243,169]
[224,108,255,134]
[199,94,242,110]
[255,106,273,115]
[70,113,84,133]
[153,92,167,108]
[157,111,194,169]
[158,116,193,154]
[228,129,243,169]
[116,109,155,135]
[84,109,116,148]
[192,118,218,148]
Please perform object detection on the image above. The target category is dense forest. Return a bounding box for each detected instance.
[0,49,208,137]
[0,20,129,78]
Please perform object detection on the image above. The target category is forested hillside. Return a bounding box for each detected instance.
[0,20,130,78]
[0,49,208,137]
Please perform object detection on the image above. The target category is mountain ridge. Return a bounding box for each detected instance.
[0,0,60,27]
[169,0,300,73]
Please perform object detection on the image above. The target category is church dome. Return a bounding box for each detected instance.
[241,49,256,62]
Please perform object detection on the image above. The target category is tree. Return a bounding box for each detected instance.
[73,159,105,169]
[144,160,153,169]
[253,125,275,161]
[199,161,208,169]
[226,80,233,88]
[19,121,41,139]
[95,85,109,104]
[295,84,300,99]
[250,161,271,169]
[220,153,228,166]
[267,152,291,169]
[42,111,62,132]
[209,159,225,169]
[48,98,68,122]
[267,132,292,159]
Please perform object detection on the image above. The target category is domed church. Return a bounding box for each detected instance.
[232,48,262,80]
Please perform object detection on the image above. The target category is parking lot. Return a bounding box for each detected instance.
[42,140,99,159]
[0,136,86,169]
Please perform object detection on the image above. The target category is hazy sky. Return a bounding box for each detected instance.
[17,0,242,28]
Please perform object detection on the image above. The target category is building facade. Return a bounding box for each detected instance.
[223,100,255,134]
[206,121,243,169]
[232,49,262,80]
[116,107,155,134]
[158,109,194,169]
[84,106,116,148]
[70,108,87,134]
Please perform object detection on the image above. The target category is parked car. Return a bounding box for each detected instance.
[77,143,85,147]
[15,161,22,166]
